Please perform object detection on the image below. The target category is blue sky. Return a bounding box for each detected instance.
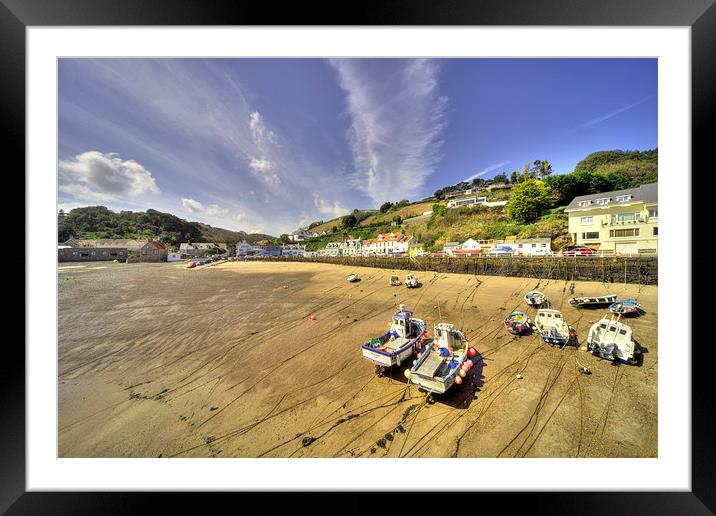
[58,58,657,235]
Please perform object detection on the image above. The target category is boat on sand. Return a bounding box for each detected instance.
[504,310,530,335]
[348,273,359,282]
[408,323,475,402]
[524,290,548,307]
[587,315,639,364]
[534,308,572,345]
[405,274,419,288]
[361,305,426,376]
[569,294,617,307]
[609,299,641,315]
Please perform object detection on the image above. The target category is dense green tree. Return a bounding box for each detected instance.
[493,172,509,184]
[379,202,393,213]
[432,204,446,216]
[342,214,358,228]
[507,179,553,223]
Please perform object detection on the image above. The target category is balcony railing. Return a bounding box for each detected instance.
[603,217,645,226]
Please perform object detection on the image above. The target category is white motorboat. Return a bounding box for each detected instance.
[586,315,638,364]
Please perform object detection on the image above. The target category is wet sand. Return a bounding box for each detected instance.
[58,261,657,458]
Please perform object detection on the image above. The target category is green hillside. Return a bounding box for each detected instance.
[57,206,273,248]
[300,148,657,252]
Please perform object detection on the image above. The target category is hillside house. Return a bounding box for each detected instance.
[565,182,658,255]
[446,196,488,209]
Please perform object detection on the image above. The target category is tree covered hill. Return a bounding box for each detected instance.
[57,206,273,247]
[574,149,657,186]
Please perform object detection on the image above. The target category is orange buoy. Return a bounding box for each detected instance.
[309,315,317,321]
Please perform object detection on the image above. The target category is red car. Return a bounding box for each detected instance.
[561,245,597,256]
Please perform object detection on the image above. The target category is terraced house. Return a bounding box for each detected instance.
[565,182,658,255]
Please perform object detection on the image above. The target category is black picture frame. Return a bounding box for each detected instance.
[5,0,710,513]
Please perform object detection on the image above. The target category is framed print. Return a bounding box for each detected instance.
[5,0,713,513]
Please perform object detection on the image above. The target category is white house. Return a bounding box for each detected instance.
[281,243,306,257]
[339,239,363,256]
[167,252,183,262]
[513,238,552,256]
[288,229,310,242]
[446,196,488,209]
[362,233,413,255]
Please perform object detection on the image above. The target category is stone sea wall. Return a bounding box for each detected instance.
[253,255,658,285]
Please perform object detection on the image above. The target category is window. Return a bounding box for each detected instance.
[580,216,593,225]
[578,200,591,207]
[611,212,641,224]
[609,228,640,237]
[595,198,610,205]
[648,208,658,218]
[582,232,600,240]
[653,227,658,236]
[615,195,632,202]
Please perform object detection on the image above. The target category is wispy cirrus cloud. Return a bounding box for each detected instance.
[462,161,512,183]
[329,59,448,204]
[570,94,656,132]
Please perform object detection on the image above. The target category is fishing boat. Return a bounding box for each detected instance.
[389,275,402,286]
[408,323,476,402]
[504,310,531,335]
[524,290,548,307]
[609,299,641,315]
[361,305,427,376]
[569,294,617,307]
[405,274,419,288]
[347,273,359,282]
[587,314,638,364]
[534,309,572,345]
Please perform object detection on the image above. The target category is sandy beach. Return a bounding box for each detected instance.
[58,260,657,458]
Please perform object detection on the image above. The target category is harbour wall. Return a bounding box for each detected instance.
[252,255,658,285]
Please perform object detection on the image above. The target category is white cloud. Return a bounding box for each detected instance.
[181,197,228,217]
[312,193,349,218]
[462,161,512,183]
[58,151,160,202]
[329,59,448,204]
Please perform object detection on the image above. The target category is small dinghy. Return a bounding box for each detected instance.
[534,309,572,345]
[186,261,197,269]
[408,323,476,402]
[504,310,531,335]
[405,274,419,288]
[524,290,548,307]
[569,294,617,307]
[389,275,402,286]
[347,273,360,282]
[609,299,641,315]
[587,315,638,364]
[361,305,427,376]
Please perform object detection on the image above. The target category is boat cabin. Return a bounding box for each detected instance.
[434,322,462,350]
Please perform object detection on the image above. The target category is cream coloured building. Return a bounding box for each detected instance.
[564,182,658,255]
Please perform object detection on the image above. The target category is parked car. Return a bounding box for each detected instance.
[488,245,515,257]
[561,245,597,256]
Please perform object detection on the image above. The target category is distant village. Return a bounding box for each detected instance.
[58,181,658,262]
